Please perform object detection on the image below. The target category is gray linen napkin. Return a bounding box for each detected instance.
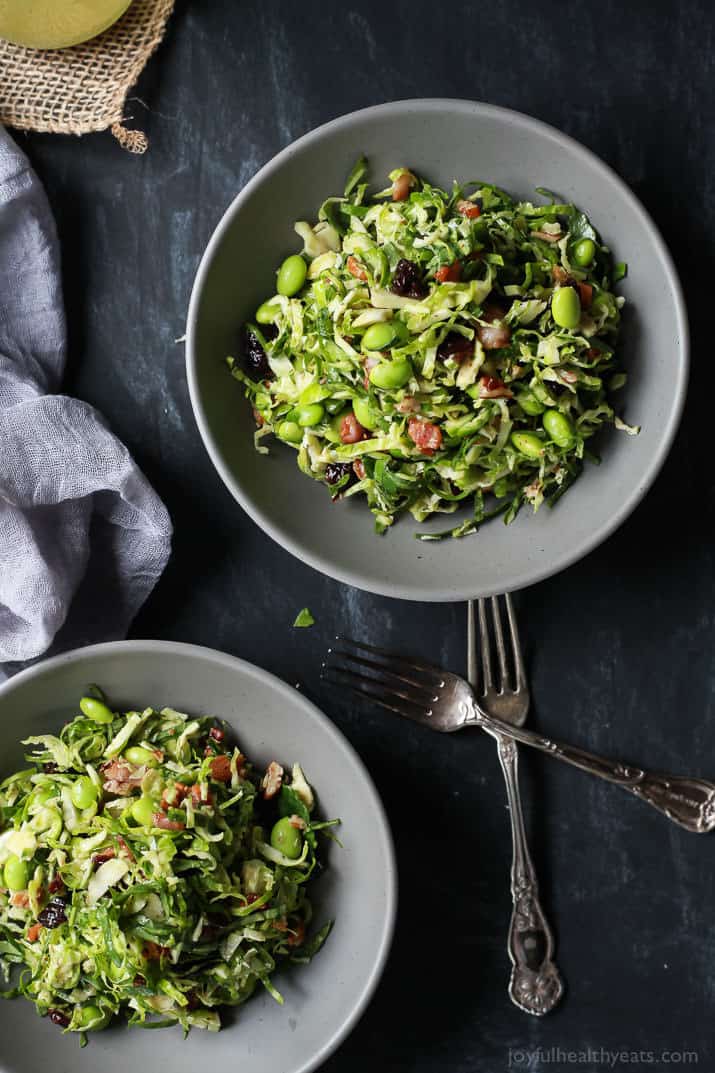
[0,127,172,670]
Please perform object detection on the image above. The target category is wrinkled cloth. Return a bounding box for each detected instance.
[0,127,172,670]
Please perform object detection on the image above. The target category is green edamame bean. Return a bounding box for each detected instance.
[295,403,325,427]
[352,396,379,430]
[276,255,307,297]
[131,795,156,827]
[543,409,575,448]
[79,696,114,724]
[369,358,412,390]
[75,1004,106,1031]
[255,300,281,324]
[4,854,28,892]
[511,431,545,459]
[124,746,159,768]
[362,321,396,351]
[515,390,546,416]
[551,286,581,329]
[270,816,303,860]
[572,238,596,267]
[277,420,303,444]
[71,776,98,810]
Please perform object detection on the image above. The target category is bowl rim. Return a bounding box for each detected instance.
[186,97,689,602]
[0,639,398,1073]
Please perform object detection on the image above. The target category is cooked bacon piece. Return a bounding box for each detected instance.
[456,199,481,219]
[48,874,64,895]
[274,917,305,946]
[143,941,170,961]
[346,255,367,280]
[396,395,420,413]
[252,407,264,427]
[478,376,514,399]
[576,281,593,308]
[161,782,189,810]
[289,814,307,830]
[352,459,366,481]
[532,229,560,242]
[262,761,284,800]
[551,265,572,286]
[27,923,43,943]
[191,782,214,807]
[476,304,512,350]
[339,412,366,444]
[117,836,135,862]
[392,171,414,201]
[363,355,380,389]
[92,848,116,867]
[287,920,306,947]
[10,891,29,908]
[151,813,185,831]
[435,261,462,283]
[407,417,442,456]
[209,755,232,783]
[101,759,146,796]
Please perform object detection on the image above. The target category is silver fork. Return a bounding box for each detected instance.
[322,639,715,835]
[468,596,563,1015]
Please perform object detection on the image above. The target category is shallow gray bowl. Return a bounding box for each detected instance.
[0,642,396,1073]
[187,99,688,601]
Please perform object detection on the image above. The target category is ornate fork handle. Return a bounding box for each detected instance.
[474,709,715,834]
[490,733,563,1015]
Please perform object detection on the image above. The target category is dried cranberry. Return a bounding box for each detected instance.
[209,726,225,743]
[48,1009,70,1027]
[437,332,474,363]
[324,462,354,488]
[242,327,273,381]
[390,258,427,299]
[38,897,68,929]
[246,893,261,904]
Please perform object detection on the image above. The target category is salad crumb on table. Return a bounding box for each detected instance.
[229,157,636,540]
[0,693,337,1041]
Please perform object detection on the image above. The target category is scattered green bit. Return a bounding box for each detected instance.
[293,608,315,628]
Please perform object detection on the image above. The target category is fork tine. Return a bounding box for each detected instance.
[322,659,434,707]
[332,636,444,684]
[490,595,510,693]
[321,668,428,723]
[477,599,493,694]
[504,593,527,691]
[328,646,438,699]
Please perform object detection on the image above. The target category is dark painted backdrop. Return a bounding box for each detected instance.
[17,1,715,1069]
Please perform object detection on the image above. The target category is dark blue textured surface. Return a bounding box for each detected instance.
[17,1,715,1068]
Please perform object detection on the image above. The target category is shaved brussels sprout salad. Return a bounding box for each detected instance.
[0,693,337,1041]
[230,157,637,539]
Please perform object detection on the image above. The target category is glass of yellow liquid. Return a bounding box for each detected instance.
[0,0,133,49]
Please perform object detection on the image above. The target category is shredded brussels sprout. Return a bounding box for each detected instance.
[0,694,337,1042]
[230,158,635,539]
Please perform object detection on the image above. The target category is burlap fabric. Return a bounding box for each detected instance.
[0,0,174,153]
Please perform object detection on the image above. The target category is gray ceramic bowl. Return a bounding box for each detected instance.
[187,99,688,601]
[0,642,396,1073]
